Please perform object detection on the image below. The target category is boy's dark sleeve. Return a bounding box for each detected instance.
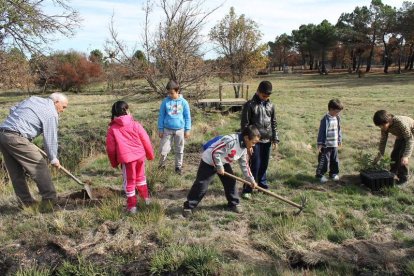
[240,101,250,131]
[271,104,279,143]
[338,116,342,144]
[317,117,326,146]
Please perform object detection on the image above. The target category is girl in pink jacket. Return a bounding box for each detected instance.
[106,101,155,214]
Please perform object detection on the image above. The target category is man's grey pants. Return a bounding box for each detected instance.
[0,132,56,203]
[159,128,185,168]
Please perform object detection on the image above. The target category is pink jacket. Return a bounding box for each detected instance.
[106,115,154,168]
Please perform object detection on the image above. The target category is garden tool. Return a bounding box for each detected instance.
[36,146,95,199]
[224,172,307,214]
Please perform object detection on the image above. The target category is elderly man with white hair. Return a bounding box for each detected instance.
[0,92,68,207]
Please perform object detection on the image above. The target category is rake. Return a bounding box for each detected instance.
[224,172,307,214]
[36,146,95,199]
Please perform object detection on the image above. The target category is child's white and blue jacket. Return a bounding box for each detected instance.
[202,133,255,182]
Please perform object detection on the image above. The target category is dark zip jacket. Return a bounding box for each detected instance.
[241,93,279,143]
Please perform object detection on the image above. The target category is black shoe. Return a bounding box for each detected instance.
[175,167,182,175]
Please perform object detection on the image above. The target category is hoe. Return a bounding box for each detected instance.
[224,172,307,215]
[36,146,94,199]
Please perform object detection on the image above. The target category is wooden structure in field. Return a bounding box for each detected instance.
[196,83,249,112]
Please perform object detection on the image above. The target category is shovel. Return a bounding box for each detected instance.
[36,146,94,199]
[224,172,306,214]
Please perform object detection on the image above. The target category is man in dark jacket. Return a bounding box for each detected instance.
[240,81,279,198]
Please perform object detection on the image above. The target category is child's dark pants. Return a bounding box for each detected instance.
[316,147,339,178]
[391,139,409,182]
[243,142,271,193]
[184,160,239,210]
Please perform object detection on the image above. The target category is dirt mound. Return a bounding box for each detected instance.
[53,187,123,210]
[65,186,123,200]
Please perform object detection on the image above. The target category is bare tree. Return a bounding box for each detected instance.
[0,0,80,54]
[108,0,219,99]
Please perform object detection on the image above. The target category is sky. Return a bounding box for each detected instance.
[48,0,407,59]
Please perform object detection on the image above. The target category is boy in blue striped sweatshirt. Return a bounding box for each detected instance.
[316,99,344,183]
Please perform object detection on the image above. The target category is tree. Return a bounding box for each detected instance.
[35,51,102,92]
[311,20,338,74]
[268,33,294,71]
[375,2,398,73]
[209,7,267,98]
[0,0,80,54]
[0,48,33,90]
[108,0,218,98]
[398,2,414,70]
[292,24,317,70]
[89,49,104,64]
[133,50,146,62]
[336,6,371,71]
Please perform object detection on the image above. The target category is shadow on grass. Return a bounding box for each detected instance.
[277,172,376,196]
[0,203,21,215]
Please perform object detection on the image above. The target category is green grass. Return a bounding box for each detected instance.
[149,244,221,275]
[1,72,414,274]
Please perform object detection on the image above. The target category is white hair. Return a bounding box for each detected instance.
[49,92,68,103]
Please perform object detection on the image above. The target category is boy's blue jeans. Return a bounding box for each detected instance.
[316,147,339,178]
[243,142,271,194]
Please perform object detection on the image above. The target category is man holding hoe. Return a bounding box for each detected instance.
[0,92,68,208]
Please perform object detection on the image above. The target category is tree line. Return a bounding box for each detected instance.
[0,0,413,95]
[269,1,414,74]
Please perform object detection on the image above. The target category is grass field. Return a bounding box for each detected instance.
[1,71,414,275]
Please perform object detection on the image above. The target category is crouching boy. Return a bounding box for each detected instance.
[182,125,260,217]
[373,110,414,184]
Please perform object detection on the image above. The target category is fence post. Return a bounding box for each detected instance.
[219,84,223,102]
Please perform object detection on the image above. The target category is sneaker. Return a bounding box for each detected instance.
[241,193,252,200]
[229,205,243,213]
[127,207,137,214]
[175,167,182,175]
[182,208,192,218]
[145,198,151,205]
[332,175,340,181]
[319,175,328,184]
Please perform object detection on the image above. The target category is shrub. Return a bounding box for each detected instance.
[355,151,393,171]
